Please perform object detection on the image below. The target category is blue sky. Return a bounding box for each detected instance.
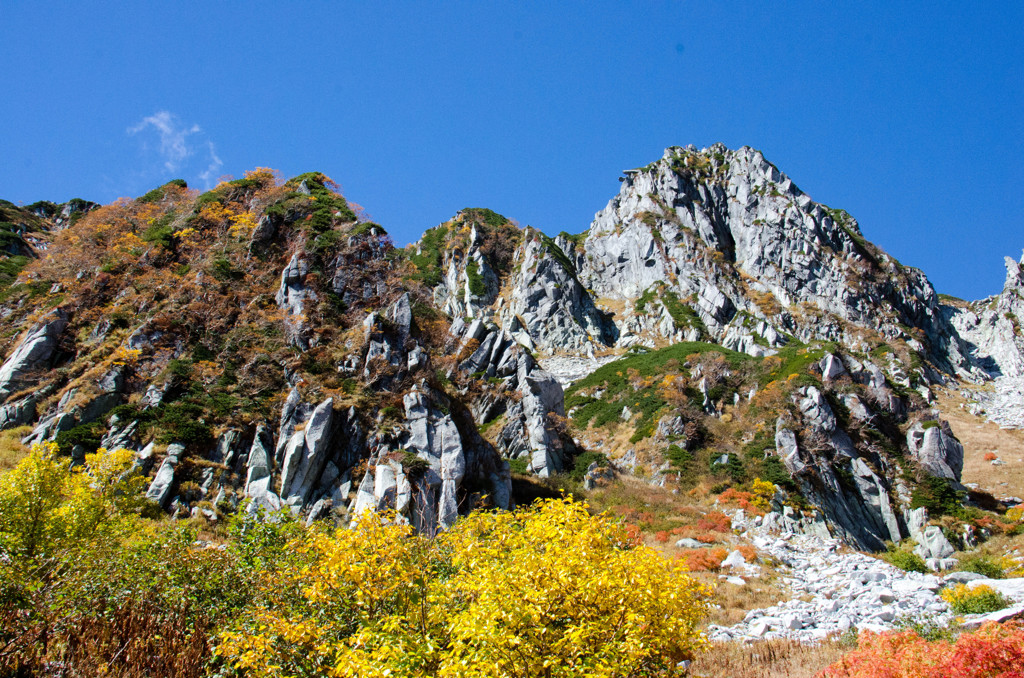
[1,1,1021,300]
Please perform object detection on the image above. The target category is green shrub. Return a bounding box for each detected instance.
[400,452,431,478]
[666,444,694,469]
[466,259,486,296]
[958,554,1006,579]
[209,257,242,281]
[0,254,29,291]
[141,212,178,248]
[881,547,928,573]
[569,451,609,481]
[409,224,449,287]
[156,402,212,446]
[54,422,105,456]
[911,476,965,517]
[460,207,508,228]
[138,179,187,203]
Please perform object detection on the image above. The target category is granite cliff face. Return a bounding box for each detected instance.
[950,252,1024,378]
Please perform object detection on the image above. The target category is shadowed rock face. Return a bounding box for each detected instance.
[452,318,569,477]
[775,385,903,552]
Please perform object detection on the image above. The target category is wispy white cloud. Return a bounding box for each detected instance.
[198,141,223,187]
[127,111,223,188]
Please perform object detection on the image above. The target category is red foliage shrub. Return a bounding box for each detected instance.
[984,452,998,462]
[623,523,643,547]
[716,488,768,515]
[677,547,728,572]
[819,622,1024,678]
[696,511,731,533]
[717,488,753,505]
[654,530,670,543]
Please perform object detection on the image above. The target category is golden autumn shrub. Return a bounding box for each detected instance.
[217,498,713,677]
[941,584,1012,616]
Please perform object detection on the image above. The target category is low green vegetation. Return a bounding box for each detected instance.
[408,223,449,287]
[957,553,1007,579]
[138,179,187,204]
[466,258,486,296]
[880,544,929,573]
[540,232,578,278]
[635,285,707,336]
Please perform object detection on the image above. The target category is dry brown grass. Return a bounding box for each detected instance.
[690,638,847,678]
[936,390,1024,499]
[691,570,788,626]
[0,425,32,472]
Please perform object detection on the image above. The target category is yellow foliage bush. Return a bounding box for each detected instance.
[750,477,776,510]
[217,498,712,677]
[0,442,147,558]
[940,583,1012,616]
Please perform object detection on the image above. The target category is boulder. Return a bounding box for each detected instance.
[913,525,955,561]
[819,353,847,381]
[245,424,275,496]
[0,396,36,431]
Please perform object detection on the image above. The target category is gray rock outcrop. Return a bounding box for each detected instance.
[280,398,337,507]
[950,252,1024,378]
[0,310,67,403]
[146,443,184,509]
[497,233,617,354]
[0,395,37,431]
[575,145,971,371]
[906,420,964,482]
[452,320,569,476]
[276,253,316,350]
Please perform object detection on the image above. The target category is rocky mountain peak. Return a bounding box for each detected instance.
[413,144,973,388]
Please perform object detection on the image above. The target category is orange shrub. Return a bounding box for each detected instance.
[718,488,753,505]
[678,547,729,572]
[716,488,768,516]
[696,511,731,533]
[737,545,757,562]
[654,530,670,543]
[819,622,1024,678]
[983,452,998,462]
[623,523,643,547]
